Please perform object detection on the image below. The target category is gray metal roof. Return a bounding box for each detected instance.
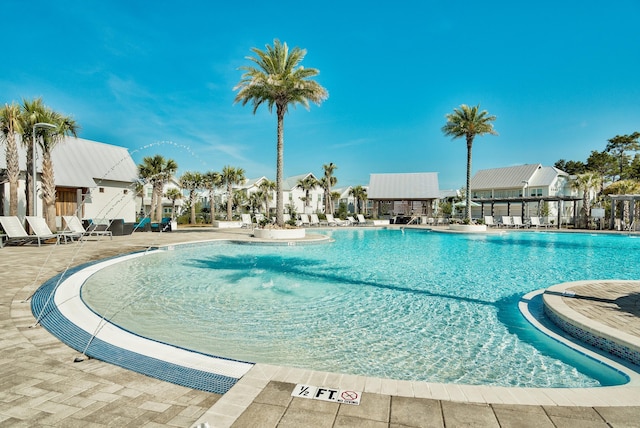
[470,164,542,190]
[283,173,319,191]
[51,137,138,187]
[0,136,137,187]
[367,172,440,200]
[528,166,568,187]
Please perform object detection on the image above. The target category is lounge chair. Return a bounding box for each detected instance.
[325,214,345,226]
[512,216,525,228]
[309,214,321,227]
[298,214,311,227]
[530,216,549,228]
[500,216,513,228]
[151,217,172,232]
[63,215,113,240]
[484,216,497,227]
[241,214,253,229]
[133,217,151,232]
[357,214,368,226]
[0,216,45,246]
[347,216,357,226]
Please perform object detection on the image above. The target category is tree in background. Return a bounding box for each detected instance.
[442,104,498,222]
[164,187,182,220]
[221,165,245,221]
[20,98,48,217]
[138,155,178,222]
[258,179,276,215]
[585,150,617,191]
[554,159,586,175]
[602,179,640,227]
[606,132,640,181]
[297,175,318,212]
[320,163,338,214]
[0,103,23,216]
[234,39,328,227]
[570,172,603,228]
[180,171,204,224]
[39,110,79,230]
[349,185,368,215]
[203,171,221,223]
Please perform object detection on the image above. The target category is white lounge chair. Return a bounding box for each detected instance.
[298,214,311,227]
[512,216,525,228]
[309,214,321,226]
[0,216,44,246]
[241,213,253,229]
[500,216,513,228]
[325,214,346,226]
[484,216,496,227]
[530,216,549,228]
[347,216,357,226]
[63,215,113,239]
[357,214,368,226]
[26,216,78,244]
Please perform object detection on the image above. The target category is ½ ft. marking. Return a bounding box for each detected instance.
[291,384,361,405]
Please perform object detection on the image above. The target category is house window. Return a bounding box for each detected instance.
[99,188,104,193]
[123,189,128,194]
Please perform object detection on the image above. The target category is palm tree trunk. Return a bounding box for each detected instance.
[6,134,20,216]
[41,153,57,230]
[190,191,197,224]
[276,106,285,227]
[465,137,473,221]
[26,137,35,217]
[227,183,233,221]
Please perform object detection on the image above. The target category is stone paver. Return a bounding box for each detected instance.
[1,226,640,427]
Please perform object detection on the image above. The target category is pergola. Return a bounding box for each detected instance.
[472,196,582,229]
[608,194,640,230]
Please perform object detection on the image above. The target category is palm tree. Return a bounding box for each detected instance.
[0,103,23,216]
[297,175,318,212]
[571,172,603,228]
[180,171,204,224]
[203,171,222,223]
[258,179,276,215]
[234,39,328,227]
[321,163,338,214]
[349,185,368,215]
[220,165,245,221]
[442,104,498,222]
[164,187,182,220]
[39,110,79,230]
[138,155,178,221]
[20,97,47,217]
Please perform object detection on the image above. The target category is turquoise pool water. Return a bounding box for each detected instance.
[81,229,639,387]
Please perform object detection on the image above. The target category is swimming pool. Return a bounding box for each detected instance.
[81,229,639,388]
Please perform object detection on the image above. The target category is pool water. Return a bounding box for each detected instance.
[81,229,639,387]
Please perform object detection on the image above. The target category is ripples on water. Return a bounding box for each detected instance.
[81,229,640,387]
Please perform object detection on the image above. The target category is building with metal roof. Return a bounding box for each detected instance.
[0,136,138,224]
[367,172,440,217]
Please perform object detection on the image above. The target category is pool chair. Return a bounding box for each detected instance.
[241,214,253,229]
[63,215,113,240]
[309,214,322,226]
[530,216,550,228]
[0,216,45,246]
[325,214,346,226]
[512,216,525,228]
[484,216,497,227]
[346,216,357,226]
[500,216,514,228]
[151,217,172,232]
[298,214,311,227]
[26,216,80,243]
[357,214,368,226]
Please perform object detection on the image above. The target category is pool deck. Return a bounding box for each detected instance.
[2,225,640,427]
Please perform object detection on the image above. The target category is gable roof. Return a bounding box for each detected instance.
[470,164,542,190]
[470,164,568,190]
[0,136,138,187]
[283,173,319,191]
[367,172,440,200]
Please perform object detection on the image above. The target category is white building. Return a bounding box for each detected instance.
[0,137,138,227]
[139,177,185,219]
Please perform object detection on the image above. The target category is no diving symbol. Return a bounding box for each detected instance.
[341,390,358,401]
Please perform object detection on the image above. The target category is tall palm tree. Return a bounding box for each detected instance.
[234,39,328,227]
[321,163,338,214]
[180,171,204,225]
[571,172,603,228]
[39,110,79,230]
[20,97,47,216]
[442,104,498,222]
[258,179,276,215]
[349,185,368,215]
[203,171,222,224]
[138,155,178,222]
[297,175,318,212]
[220,165,245,221]
[0,103,23,216]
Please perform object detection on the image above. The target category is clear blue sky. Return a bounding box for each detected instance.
[2,1,639,190]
